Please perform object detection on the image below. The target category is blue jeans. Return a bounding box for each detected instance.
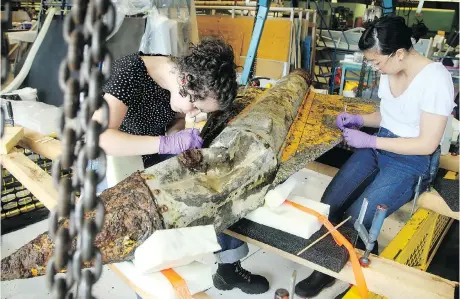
[322,127,439,230]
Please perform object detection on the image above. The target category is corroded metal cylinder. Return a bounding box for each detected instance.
[1,70,311,280]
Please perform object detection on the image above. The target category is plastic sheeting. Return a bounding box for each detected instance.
[139,0,191,56]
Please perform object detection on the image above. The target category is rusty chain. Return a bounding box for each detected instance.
[46,0,115,297]
[1,0,11,138]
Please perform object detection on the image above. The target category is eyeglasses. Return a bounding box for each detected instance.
[367,52,395,71]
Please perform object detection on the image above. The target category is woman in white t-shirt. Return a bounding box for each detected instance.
[295,16,455,297]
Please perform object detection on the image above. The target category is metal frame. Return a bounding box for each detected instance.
[239,0,271,86]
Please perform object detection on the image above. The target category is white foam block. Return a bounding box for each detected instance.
[114,261,213,299]
[134,225,221,274]
[245,195,330,240]
[264,175,298,208]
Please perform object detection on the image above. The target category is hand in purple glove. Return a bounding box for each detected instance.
[336,113,364,130]
[343,128,376,149]
[159,129,203,155]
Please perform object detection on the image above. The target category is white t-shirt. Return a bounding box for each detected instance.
[378,62,455,138]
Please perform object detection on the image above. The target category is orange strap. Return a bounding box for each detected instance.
[285,200,369,299]
[161,268,193,299]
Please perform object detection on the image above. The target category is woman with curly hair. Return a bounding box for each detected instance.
[92,38,269,296]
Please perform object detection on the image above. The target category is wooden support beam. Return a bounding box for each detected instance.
[305,161,339,177]
[439,154,459,173]
[224,229,457,299]
[305,161,459,220]
[109,265,211,299]
[17,128,61,160]
[418,191,459,220]
[0,150,57,210]
[1,127,24,154]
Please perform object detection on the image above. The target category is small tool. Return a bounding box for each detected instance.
[354,198,388,266]
[409,176,423,218]
[297,216,352,256]
[289,270,297,299]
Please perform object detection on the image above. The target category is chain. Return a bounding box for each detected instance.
[1,0,12,138]
[356,59,367,98]
[47,0,115,298]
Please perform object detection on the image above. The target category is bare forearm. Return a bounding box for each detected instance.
[99,129,160,156]
[362,112,381,128]
[376,137,438,156]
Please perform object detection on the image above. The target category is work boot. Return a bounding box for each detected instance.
[212,261,269,294]
[295,271,336,298]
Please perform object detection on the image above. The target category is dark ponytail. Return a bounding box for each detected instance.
[358,16,429,55]
[412,20,429,43]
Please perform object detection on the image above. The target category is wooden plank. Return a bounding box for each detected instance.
[195,1,246,5]
[189,0,200,44]
[239,56,286,79]
[17,128,61,160]
[224,229,457,299]
[196,6,314,13]
[199,26,244,66]
[108,265,211,299]
[305,161,339,177]
[197,15,292,62]
[439,153,459,173]
[305,161,459,220]
[418,191,459,220]
[0,150,57,210]
[1,126,24,154]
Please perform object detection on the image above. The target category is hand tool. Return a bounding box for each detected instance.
[290,270,297,299]
[409,176,422,218]
[354,198,388,267]
[296,216,352,256]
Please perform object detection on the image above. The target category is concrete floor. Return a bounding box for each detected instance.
[1,169,411,299]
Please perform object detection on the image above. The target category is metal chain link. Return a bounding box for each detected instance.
[1,0,12,138]
[356,59,367,98]
[47,0,115,297]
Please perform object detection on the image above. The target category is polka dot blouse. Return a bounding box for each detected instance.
[102,52,177,165]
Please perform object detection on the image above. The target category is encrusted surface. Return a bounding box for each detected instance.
[274,92,378,184]
[2,70,310,280]
[200,87,265,147]
[143,69,310,232]
[1,172,163,280]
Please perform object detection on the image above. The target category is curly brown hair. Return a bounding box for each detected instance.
[175,37,238,111]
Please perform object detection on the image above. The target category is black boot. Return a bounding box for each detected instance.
[212,261,269,294]
[295,270,336,298]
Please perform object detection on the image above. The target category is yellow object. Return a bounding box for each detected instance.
[344,81,359,91]
[281,91,376,162]
[437,31,446,37]
[343,208,454,299]
[266,83,273,88]
[161,268,193,299]
[444,171,457,180]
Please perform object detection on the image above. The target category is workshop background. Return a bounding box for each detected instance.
[0,0,459,298]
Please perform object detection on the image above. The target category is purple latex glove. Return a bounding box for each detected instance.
[343,128,376,149]
[159,128,203,155]
[336,113,364,130]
